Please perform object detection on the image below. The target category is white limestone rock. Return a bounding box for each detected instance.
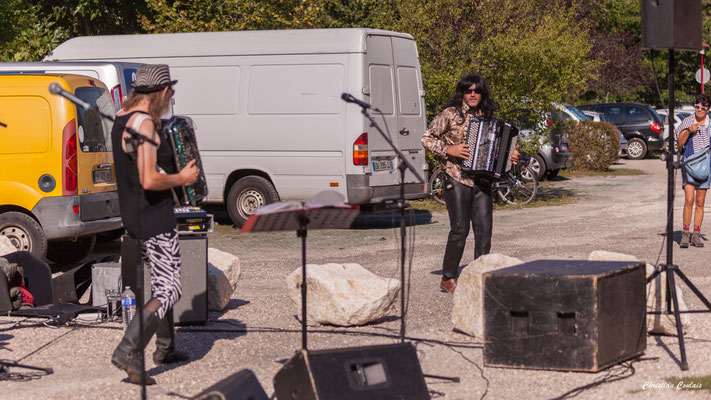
[0,236,17,257]
[207,248,241,311]
[286,263,400,326]
[587,250,689,335]
[452,254,523,338]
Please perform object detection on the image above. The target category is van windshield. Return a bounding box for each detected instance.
[75,87,114,152]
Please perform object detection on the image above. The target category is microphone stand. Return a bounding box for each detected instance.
[358,106,424,343]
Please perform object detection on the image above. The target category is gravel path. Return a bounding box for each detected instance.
[2,158,711,399]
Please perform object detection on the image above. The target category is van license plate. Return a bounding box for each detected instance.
[372,160,393,172]
[94,169,113,183]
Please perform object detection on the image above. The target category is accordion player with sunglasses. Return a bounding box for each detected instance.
[461,117,519,180]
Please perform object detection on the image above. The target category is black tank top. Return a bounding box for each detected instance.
[111,111,176,239]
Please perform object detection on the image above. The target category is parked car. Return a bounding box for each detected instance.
[0,74,122,263]
[580,110,628,157]
[577,103,664,160]
[517,103,575,180]
[656,109,692,141]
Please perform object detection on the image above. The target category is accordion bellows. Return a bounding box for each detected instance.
[461,118,519,179]
[163,116,208,205]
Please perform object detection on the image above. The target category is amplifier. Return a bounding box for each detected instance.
[191,369,268,400]
[483,260,646,372]
[121,233,208,325]
[175,206,214,233]
[273,343,429,400]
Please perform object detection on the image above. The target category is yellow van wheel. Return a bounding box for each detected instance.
[0,212,48,259]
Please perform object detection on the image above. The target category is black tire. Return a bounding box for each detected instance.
[0,212,47,259]
[46,235,97,265]
[96,228,125,242]
[546,168,560,180]
[529,154,547,181]
[627,138,647,160]
[226,176,279,227]
[429,168,446,205]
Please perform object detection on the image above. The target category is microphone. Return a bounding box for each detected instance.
[341,93,379,111]
[49,82,91,111]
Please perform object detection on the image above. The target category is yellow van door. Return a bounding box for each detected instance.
[71,81,120,222]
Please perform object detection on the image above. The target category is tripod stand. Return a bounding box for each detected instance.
[648,49,711,371]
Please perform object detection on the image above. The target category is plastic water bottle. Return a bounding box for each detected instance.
[121,286,136,331]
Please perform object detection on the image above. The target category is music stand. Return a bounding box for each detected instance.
[241,192,360,349]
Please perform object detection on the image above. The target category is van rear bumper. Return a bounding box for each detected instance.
[346,175,428,205]
[32,194,123,240]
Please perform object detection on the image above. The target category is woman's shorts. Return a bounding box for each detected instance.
[682,167,711,189]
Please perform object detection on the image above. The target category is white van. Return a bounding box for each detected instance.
[45,28,429,226]
[0,61,142,111]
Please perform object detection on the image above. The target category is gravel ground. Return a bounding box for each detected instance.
[2,158,711,399]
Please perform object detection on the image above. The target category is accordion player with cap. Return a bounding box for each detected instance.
[461,118,519,180]
[162,115,208,206]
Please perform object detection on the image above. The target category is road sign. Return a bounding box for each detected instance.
[696,68,710,84]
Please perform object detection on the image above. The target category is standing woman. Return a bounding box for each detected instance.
[676,93,711,248]
[421,72,517,293]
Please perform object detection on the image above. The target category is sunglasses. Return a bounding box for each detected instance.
[463,88,484,95]
[695,105,709,111]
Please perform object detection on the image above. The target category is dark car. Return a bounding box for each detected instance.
[576,103,664,159]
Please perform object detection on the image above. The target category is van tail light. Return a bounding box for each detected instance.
[353,132,368,165]
[650,122,661,134]
[110,84,122,111]
[63,119,78,195]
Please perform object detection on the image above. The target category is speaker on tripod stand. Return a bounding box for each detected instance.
[640,0,711,371]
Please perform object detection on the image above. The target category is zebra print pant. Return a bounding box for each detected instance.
[141,229,182,319]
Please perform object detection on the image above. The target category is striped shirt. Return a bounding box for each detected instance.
[675,114,710,153]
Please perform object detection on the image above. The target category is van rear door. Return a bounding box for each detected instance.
[73,81,119,221]
[365,34,425,192]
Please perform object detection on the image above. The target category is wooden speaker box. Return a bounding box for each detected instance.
[483,260,646,372]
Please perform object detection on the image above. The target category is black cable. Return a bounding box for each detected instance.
[549,357,649,400]
[448,346,489,400]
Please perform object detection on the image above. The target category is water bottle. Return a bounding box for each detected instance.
[121,286,136,331]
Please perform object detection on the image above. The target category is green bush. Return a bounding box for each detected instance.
[565,120,620,171]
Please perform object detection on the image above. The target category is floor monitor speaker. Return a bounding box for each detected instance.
[191,369,269,400]
[483,260,646,372]
[273,343,429,400]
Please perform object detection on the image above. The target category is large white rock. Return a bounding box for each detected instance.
[452,254,522,338]
[587,250,689,335]
[286,263,400,326]
[0,236,17,257]
[207,248,241,311]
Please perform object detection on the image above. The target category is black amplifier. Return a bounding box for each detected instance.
[174,206,214,233]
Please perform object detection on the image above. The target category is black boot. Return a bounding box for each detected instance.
[153,309,189,365]
[111,311,160,385]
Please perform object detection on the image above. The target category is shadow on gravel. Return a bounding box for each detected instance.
[351,210,433,229]
[651,335,684,369]
[536,185,577,199]
[429,266,466,277]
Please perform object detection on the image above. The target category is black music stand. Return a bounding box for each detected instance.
[241,192,359,349]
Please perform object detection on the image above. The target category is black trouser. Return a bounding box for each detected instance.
[442,176,493,280]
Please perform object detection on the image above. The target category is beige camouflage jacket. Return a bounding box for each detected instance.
[421,102,483,187]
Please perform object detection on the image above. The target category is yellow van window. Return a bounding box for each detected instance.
[75,87,114,152]
[0,96,50,155]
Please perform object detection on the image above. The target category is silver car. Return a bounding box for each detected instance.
[581,110,628,157]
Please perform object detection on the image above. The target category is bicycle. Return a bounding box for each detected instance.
[428,153,539,206]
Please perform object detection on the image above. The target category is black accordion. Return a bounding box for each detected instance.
[163,116,208,206]
[461,117,519,180]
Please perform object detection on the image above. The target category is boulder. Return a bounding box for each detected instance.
[286,263,400,326]
[587,250,689,335]
[207,248,241,311]
[0,236,17,257]
[451,254,523,338]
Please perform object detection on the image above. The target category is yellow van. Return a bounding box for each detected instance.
[0,74,122,263]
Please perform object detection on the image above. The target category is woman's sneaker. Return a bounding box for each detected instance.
[680,231,691,248]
